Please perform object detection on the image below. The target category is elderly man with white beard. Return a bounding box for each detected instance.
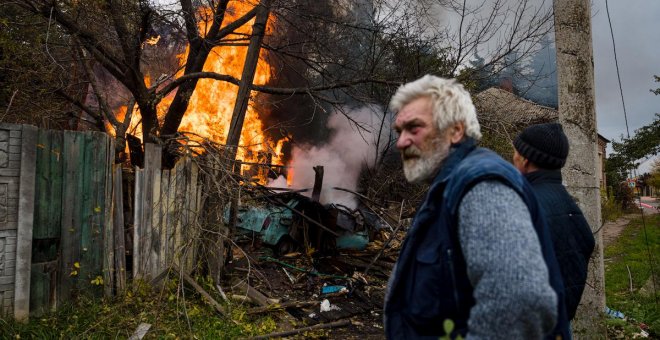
[383,75,570,339]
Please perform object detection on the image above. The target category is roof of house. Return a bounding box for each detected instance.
[471,87,611,147]
[472,87,558,129]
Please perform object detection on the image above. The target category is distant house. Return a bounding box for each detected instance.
[472,87,609,183]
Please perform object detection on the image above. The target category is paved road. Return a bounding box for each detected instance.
[638,196,659,213]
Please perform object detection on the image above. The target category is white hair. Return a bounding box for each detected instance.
[389,75,482,140]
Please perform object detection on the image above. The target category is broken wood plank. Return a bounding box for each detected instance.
[149,268,170,288]
[249,319,351,339]
[247,300,318,315]
[216,284,228,302]
[363,221,405,276]
[174,266,227,316]
[245,188,309,201]
[127,323,151,340]
[235,281,271,307]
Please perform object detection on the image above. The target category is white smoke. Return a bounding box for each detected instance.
[272,105,391,209]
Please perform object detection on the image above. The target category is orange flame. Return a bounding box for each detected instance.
[115,1,286,183]
[178,3,276,163]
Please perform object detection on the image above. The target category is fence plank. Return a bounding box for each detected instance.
[33,130,63,239]
[158,170,170,275]
[102,136,115,297]
[133,168,144,279]
[184,160,199,272]
[77,132,97,295]
[14,125,37,321]
[172,159,186,269]
[148,144,162,278]
[59,131,84,303]
[29,261,57,317]
[112,165,126,292]
[164,166,177,266]
[30,130,63,316]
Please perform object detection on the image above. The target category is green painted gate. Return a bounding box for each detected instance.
[30,130,114,315]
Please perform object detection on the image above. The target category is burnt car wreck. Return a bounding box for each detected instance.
[226,184,390,257]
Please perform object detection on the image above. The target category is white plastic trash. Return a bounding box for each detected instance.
[320,299,341,312]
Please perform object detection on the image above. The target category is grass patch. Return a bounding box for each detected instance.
[0,277,278,339]
[604,213,660,336]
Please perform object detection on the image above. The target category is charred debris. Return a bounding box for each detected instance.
[126,139,415,336]
[216,162,409,336]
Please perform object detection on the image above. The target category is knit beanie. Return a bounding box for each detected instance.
[513,123,569,169]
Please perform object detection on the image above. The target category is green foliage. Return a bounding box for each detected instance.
[439,319,464,340]
[651,75,660,96]
[647,159,660,192]
[459,34,558,108]
[458,53,497,93]
[604,214,660,335]
[0,278,277,339]
[606,318,642,339]
[607,114,660,181]
[0,3,76,127]
[601,187,624,222]
[617,182,638,212]
[478,131,515,162]
[368,32,456,105]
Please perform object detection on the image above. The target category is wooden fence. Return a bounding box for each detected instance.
[0,123,204,320]
[30,129,115,316]
[132,144,201,280]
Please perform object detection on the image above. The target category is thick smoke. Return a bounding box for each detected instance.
[269,105,391,209]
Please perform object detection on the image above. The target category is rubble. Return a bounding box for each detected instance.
[210,164,414,337]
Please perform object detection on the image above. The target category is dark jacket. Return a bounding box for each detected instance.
[384,139,569,339]
[525,170,595,320]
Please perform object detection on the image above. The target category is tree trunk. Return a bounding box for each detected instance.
[137,98,159,144]
[225,0,270,161]
[554,0,606,336]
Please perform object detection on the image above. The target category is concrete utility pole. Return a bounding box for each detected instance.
[554,0,606,336]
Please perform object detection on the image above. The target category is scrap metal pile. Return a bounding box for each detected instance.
[219,180,412,338]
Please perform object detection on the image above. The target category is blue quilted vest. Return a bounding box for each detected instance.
[384,139,570,339]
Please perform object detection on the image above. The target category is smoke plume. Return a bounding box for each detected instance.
[270,105,392,209]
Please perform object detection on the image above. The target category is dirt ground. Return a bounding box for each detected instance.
[226,197,658,338]
[226,241,393,339]
[603,197,658,247]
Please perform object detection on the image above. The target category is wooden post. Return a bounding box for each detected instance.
[312,166,324,202]
[14,125,37,321]
[554,0,606,336]
[224,0,271,161]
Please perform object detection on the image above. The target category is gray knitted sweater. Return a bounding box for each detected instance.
[457,180,557,339]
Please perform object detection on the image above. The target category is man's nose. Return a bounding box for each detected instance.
[396,133,411,150]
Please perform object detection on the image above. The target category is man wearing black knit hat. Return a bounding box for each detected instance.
[513,123,595,325]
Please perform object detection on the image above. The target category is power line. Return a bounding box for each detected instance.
[605,0,657,308]
[605,0,630,139]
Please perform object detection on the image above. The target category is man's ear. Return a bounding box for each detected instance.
[521,157,531,171]
[449,122,465,143]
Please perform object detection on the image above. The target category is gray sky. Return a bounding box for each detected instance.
[591,0,660,171]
